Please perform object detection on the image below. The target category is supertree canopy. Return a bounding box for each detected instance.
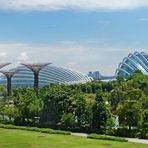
[0,69,20,96]
[21,63,51,89]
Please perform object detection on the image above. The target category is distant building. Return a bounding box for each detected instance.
[88,71,115,81]
[88,71,101,80]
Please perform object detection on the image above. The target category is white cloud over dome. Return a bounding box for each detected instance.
[0,41,147,75]
[17,52,29,63]
[0,52,7,57]
[0,0,148,11]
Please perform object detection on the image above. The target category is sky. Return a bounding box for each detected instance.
[0,0,148,76]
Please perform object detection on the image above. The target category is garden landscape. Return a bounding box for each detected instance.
[0,0,148,147]
[0,71,148,147]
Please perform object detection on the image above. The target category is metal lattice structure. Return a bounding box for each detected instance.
[0,65,93,87]
[116,52,148,78]
[21,63,51,88]
[0,70,20,96]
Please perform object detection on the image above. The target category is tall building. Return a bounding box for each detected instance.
[88,71,115,81]
[88,71,101,80]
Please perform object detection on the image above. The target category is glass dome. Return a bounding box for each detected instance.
[0,65,92,87]
[116,52,148,78]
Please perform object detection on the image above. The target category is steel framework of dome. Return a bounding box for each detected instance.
[0,65,92,87]
[116,52,148,78]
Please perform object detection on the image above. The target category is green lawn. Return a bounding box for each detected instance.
[0,128,147,148]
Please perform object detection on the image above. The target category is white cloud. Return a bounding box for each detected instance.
[0,41,146,75]
[17,52,29,63]
[0,0,148,11]
[0,52,7,64]
[0,52,7,57]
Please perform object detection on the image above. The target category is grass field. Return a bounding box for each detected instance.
[0,128,147,148]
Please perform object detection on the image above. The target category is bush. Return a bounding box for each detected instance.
[0,124,71,135]
[139,122,148,139]
[114,128,129,137]
[0,118,13,124]
[87,134,128,142]
[60,113,75,129]
[108,128,139,138]
[105,129,116,136]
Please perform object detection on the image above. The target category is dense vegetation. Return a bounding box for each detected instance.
[0,71,148,138]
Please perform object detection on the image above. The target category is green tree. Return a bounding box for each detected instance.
[117,99,142,136]
[108,88,126,112]
[40,85,71,126]
[0,86,7,98]
[60,113,75,129]
[140,109,148,138]
[13,88,43,125]
[92,90,112,131]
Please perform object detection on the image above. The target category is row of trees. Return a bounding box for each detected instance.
[11,85,112,132]
[0,71,148,138]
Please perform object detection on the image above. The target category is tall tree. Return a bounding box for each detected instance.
[92,90,112,131]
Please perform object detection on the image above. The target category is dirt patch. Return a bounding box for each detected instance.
[102,144,112,147]
[38,135,45,138]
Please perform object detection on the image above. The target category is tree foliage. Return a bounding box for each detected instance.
[0,71,147,138]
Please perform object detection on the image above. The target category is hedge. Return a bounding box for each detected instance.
[0,124,71,135]
[87,134,128,142]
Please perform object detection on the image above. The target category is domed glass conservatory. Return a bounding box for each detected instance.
[0,65,92,87]
[116,52,148,78]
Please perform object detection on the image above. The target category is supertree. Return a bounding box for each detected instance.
[0,69,20,96]
[0,63,11,69]
[21,63,51,89]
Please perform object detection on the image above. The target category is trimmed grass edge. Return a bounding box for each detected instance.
[0,124,71,135]
[87,134,128,142]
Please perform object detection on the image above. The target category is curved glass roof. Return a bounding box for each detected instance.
[0,65,92,87]
[116,52,148,78]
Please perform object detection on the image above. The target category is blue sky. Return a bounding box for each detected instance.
[0,0,148,75]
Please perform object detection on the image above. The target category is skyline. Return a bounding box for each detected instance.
[0,0,148,75]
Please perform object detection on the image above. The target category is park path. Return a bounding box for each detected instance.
[71,133,148,144]
[71,133,88,137]
[127,138,148,144]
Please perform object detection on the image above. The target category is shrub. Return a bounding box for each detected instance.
[139,122,148,139]
[114,128,129,137]
[87,134,128,142]
[105,129,116,136]
[0,124,71,135]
